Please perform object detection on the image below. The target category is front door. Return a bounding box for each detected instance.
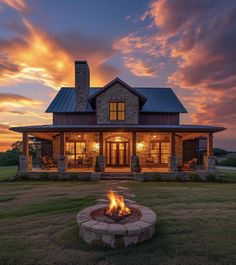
[106,141,129,167]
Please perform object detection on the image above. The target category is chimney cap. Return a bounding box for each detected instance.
[75,60,88,64]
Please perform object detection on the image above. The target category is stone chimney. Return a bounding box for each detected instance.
[75,61,90,112]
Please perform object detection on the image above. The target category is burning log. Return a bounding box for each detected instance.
[105,190,131,222]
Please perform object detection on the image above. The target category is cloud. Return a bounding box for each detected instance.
[0,18,119,89]
[0,93,41,115]
[0,123,21,151]
[0,0,29,12]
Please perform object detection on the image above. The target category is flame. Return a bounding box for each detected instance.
[106,190,131,217]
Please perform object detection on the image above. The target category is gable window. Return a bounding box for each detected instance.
[109,102,125,121]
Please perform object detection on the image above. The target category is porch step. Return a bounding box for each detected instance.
[101,173,134,180]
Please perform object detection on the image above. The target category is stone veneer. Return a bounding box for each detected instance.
[204,156,216,172]
[77,203,156,248]
[96,82,139,125]
[75,61,90,112]
[19,155,32,172]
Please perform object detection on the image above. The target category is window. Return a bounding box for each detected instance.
[109,102,125,121]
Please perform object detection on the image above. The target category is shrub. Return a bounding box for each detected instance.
[19,173,29,181]
[190,173,201,182]
[176,175,185,182]
[69,173,78,181]
[152,173,162,181]
[41,173,49,180]
[219,157,236,167]
[213,148,227,156]
[206,174,217,182]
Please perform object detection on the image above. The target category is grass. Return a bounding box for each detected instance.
[0,179,235,265]
[0,166,17,181]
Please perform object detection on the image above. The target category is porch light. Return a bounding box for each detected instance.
[95,143,99,150]
[152,133,157,138]
[77,134,81,139]
[137,142,144,150]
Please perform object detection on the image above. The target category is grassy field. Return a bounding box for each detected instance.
[0,166,17,181]
[0,168,236,265]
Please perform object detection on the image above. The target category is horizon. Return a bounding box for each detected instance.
[0,0,235,152]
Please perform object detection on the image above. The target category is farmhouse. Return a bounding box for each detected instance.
[10,61,225,176]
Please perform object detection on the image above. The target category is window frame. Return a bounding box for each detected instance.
[109,101,126,121]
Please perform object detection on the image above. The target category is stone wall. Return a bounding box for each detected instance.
[19,155,32,172]
[204,156,216,172]
[96,82,139,124]
[75,61,90,112]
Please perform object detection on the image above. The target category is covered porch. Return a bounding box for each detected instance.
[11,124,223,174]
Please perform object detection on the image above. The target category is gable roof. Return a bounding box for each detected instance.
[46,86,187,113]
[88,78,147,109]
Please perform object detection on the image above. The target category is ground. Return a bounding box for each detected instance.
[0,167,236,265]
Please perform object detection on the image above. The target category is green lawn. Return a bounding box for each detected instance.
[0,166,17,181]
[0,177,236,265]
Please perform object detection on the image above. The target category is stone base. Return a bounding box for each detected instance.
[91,172,101,181]
[204,156,216,172]
[133,173,144,182]
[77,203,156,248]
[19,155,32,172]
[97,156,105,172]
[57,156,67,173]
[168,156,178,172]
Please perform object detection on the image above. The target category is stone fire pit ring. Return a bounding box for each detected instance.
[77,203,157,248]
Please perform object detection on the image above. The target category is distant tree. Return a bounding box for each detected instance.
[0,141,36,166]
[213,148,227,156]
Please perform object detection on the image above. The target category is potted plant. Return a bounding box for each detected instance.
[94,156,101,172]
[133,157,142,173]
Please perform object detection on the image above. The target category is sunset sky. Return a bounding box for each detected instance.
[0,0,235,152]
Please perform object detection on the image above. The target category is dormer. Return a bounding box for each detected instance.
[88,78,146,125]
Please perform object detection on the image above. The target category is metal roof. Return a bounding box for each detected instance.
[46,87,187,113]
[10,124,225,133]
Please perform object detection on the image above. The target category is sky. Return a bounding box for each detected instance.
[0,0,235,152]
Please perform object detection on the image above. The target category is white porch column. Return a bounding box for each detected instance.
[19,132,32,172]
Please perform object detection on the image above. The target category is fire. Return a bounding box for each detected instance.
[106,190,131,217]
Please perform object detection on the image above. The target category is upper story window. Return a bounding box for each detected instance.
[109,102,125,121]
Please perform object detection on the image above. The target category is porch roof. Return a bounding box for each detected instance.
[10,124,225,133]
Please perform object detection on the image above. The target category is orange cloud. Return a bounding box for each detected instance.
[0,19,119,89]
[0,124,21,152]
[0,0,28,12]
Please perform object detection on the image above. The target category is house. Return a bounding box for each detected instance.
[10,61,225,176]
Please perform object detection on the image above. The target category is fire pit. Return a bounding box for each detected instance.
[77,190,157,248]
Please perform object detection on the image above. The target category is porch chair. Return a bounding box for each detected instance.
[187,158,198,171]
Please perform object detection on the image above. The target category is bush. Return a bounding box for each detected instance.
[41,173,49,180]
[206,174,217,182]
[176,175,182,182]
[219,157,236,167]
[190,173,201,182]
[213,148,227,156]
[0,150,19,166]
[152,173,162,181]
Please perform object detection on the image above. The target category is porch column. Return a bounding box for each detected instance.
[57,132,67,172]
[131,131,138,171]
[207,132,213,157]
[132,131,136,156]
[168,132,177,172]
[19,132,32,172]
[204,132,215,172]
[97,132,104,172]
[99,132,103,156]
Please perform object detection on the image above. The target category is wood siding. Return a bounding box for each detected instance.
[53,113,97,125]
[139,113,179,125]
[53,112,179,125]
